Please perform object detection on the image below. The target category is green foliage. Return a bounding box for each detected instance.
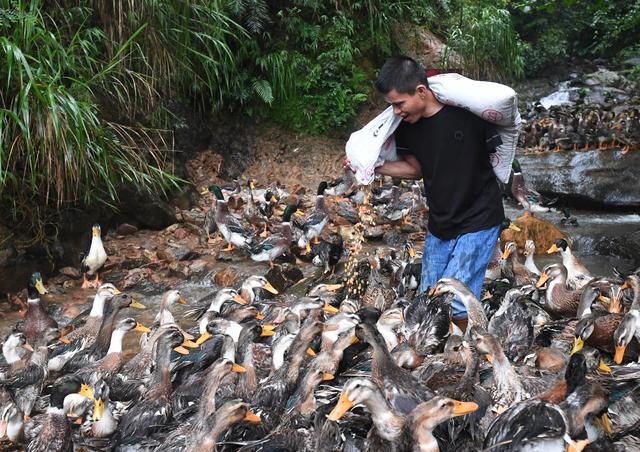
[0,1,180,241]
[510,0,640,76]
[444,3,525,81]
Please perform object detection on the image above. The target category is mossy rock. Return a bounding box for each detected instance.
[501,212,566,255]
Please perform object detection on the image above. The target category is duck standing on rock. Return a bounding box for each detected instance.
[81,224,108,289]
[297,181,329,253]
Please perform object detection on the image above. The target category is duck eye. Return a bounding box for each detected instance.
[453,346,460,351]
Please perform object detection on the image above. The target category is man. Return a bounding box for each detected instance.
[371,56,505,329]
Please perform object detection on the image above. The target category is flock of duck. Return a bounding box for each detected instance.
[1,170,640,452]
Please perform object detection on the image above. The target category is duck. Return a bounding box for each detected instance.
[356,321,434,415]
[80,224,108,289]
[17,272,57,343]
[141,289,193,346]
[377,184,413,224]
[485,218,521,281]
[3,328,62,418]
[361,255,397,312]
[327,377,478,451]
[246,204,296,267]
[472,328,555,411]
[0,332,33,443]
[547,238,593,290]
[77,318,150,382]
[571,281,624,355]
[206,185,254,251]
[78,378,119,440]
[25,374,92,452]
[428,278,489,335]
[501,241,537,286]
[297,181,329,252]
[60,283,120,343]
[483,382,611,452]
[487,287,535,362]
[325,166,355,201]
[403,290,452,356]
[244,180,278,237]
[310,232,344,274]
[523,239,541,276]
[612,275,640,363]
[508,159,556,212]
[536,263,583,317]
[114,327,187,443]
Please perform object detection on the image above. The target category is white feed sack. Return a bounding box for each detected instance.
[346,73,521,185]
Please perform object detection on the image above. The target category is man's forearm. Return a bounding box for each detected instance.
[375,160,421,179]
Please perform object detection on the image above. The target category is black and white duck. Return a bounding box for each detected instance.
[297,181,329,252]
[547,238,593,290]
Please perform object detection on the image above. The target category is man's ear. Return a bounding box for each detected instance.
[415,84,429,97]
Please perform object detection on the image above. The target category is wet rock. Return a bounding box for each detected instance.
[58,267,80,279]
[592,231,640,266]
[383,229,407,248]
[518,150,640,208]
[501,213,565,254]
[584,68,622,87]
[157,245,198,262]
[214,267,237,287]
[174,228,189,241]
[216,249,248,262]
[363,226,385,239]
[392,24,462,69]
[117,223,138,236]
[188,259,208,276]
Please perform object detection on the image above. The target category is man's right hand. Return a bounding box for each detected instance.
[344,157,355,172]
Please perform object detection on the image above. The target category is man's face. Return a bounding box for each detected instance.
[384,87,427,123]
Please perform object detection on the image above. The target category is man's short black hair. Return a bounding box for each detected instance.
[375,56,429,95]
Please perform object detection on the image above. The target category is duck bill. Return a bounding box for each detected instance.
[323,303,339,314]
[322,373,334,381]
[508,223,521,232]
[232,294,248,305]
[112,288,122,295]
[546,244,559,254]
[195,331,211,346]
[570,337,584,355]
[408,247,416,258]
[130,300,146,309]
[597,413,613,434]
[428,287,441,297]
[182,339,199,349]
[501,250,511,260]
[620,281,630,291]
[306,347,317,356]
[295,209,304,216]
[93,399,105,421]
[34,279,48,295]
[243,410,261,423]
[135,323,151,333]
[350,335,359,345]
[614,344,626,364]
[79,383,95,400]
[255,312,265,320]
[200,187,210,195]
[92,226,100,237]
[262,282,279,295]
[260,325,276,337]
[535,273,550,288]
[22,343,34,352]
[608,296,621,314]
[231,363,247,373]
[484,354,494,363]
[598,360,612,373]
[327,393,354,421]
[59,335,71,344]
[174,346,190,355]
[178,297,187,305]
[451,400,480,417]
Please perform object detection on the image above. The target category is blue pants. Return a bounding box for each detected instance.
[419,225,501,318]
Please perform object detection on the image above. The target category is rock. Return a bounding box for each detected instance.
[392,24,462,69]
[118,186,177,230]
[59,267,80,279]
[584,68,622,87]
[266,264,303,293]
[214,267,237,287]
[117,223,138,236]
[157,245,198,262]
[518,150,640,209]
[189,259,208,275]
[174,228,189,240]
[501,213,565,254]
[591,231,640,266]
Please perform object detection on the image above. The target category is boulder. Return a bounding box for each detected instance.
[392,24,462,69]
[518,149,640,208]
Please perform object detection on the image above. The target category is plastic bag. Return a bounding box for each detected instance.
[345,73,521,185]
